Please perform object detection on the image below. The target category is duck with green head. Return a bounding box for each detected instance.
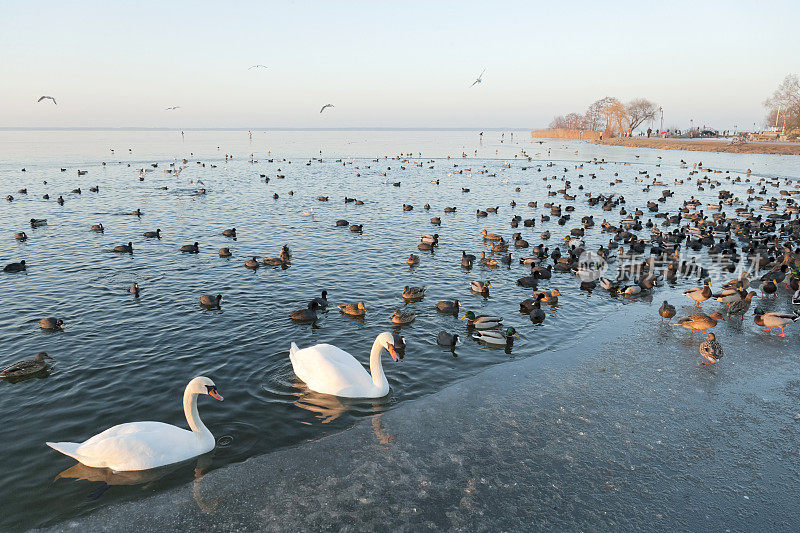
[461,311,502,329]
[473,327,519,346]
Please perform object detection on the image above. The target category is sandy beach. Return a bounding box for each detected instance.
[594,137,800,155]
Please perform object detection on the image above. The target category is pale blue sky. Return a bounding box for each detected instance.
[2,0,797,130]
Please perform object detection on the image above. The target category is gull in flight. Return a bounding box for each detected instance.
[165,106,181,110]
[37,96,57,105]
[469,69,486,88]
[248,64,268,70]
[320,104,335,114]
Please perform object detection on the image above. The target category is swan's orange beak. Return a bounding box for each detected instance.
[209,389,224,401]
[387,344,400,362]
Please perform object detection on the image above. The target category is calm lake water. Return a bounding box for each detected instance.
[1,130,798,530]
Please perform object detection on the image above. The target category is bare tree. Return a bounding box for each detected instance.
[549,115,568,129]
[626,98,659,131]
[585,97,617,131]
[763,74,800,131]
[600,98,630,136]
[564,112,585,130]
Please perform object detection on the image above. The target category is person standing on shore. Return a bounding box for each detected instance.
[647,127,652,138]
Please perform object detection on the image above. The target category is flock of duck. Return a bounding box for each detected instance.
[3,142,800,474]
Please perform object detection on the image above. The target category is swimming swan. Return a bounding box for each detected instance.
[46,377,223,471]
[289,332,405,398]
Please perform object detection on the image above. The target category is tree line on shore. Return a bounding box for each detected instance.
[549,97,659,137]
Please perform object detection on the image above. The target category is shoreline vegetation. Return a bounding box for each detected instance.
[592,136,800,155]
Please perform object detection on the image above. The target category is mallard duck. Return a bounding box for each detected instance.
[753,308,799,337]
[761,264,789,285]
[338,302,366,316]
[700,333,724,365]
[726,291,757,319]
[421,234,439,245]
[310,290,328,309]
[91,223,104,232]
[490,240,509,253]
[290,300,319,322]
[180,242,200,253]
[481,229,503,241]
[391,309,416,325]
[461,311,502,329]
[245,256,259,269]
[39,317,64,330]
[143,229,161,239]
[219,247,232,257]
[714,282,745,305]
[222,228,236,238]
[620,284,642,296]
[1,352,52,379]
[436,300,460,314]
[113,242,133,253]
[676,311,725,335]
[472,327,518,346]
[407,254,420,265]
[262,255,287,266]
[637,275,659,291]
[402,286,426,300]
[479,252,498,268]
[722,272,750,290]
[471,280,491,295]
[659,301,676,323]
[199,294,223,309]
[684,279,712,306]
[532,289,560,304]
[436,331,460,348]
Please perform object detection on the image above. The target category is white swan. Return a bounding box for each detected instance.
[289,332,405,398]
[46,376,223,472]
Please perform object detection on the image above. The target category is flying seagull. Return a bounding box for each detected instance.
[248,64,268,70]
[165,106,181,110]
[37,96,57,105]
[320,104,334,114]
[469,69,486,88]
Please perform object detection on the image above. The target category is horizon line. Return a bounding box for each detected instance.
[0,126,537,132]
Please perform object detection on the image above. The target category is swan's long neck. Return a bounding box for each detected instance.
[183,387,211,441]
[369,334,389,390]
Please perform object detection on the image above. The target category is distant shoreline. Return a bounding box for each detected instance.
[0,126,530,132]
[593,137,800,155]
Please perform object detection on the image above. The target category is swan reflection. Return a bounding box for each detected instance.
[292,380,349,423]
[54,452,214,503]
[292,379,391,424]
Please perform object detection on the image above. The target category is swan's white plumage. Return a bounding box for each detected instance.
[289,333,395,398]
[46,376,221,472]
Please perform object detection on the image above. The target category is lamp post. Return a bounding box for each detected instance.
[659,106,663,135]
